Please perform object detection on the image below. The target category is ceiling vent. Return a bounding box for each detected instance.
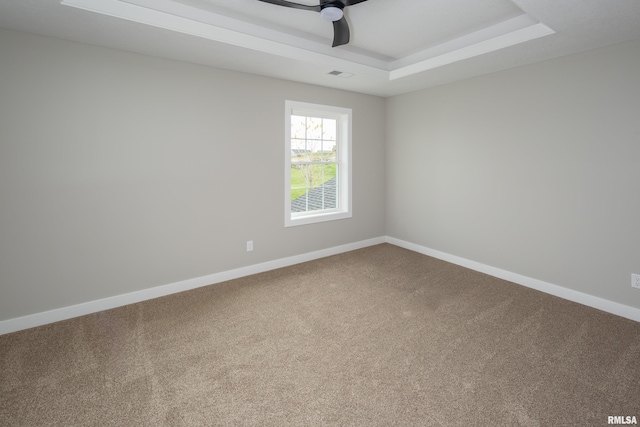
[328,70,354,78]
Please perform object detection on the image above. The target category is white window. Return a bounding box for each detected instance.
[285,101,352,227]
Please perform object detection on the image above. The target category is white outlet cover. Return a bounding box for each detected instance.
[632,274,640,289]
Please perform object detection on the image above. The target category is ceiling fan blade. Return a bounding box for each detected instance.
[320,0,367,6]
[343,0,368,6]
[257,0,320,12]
[332,16,350,47]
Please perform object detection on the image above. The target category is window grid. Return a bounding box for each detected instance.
[290,115,338,214]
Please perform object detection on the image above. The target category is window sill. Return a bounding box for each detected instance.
[285,210,352,227]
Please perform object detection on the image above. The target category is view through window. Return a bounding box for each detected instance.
[290,114,338,213]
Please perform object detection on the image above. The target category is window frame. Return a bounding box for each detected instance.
[284,100,352,227]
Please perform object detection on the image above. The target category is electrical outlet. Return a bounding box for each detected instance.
[633,274,640,289]
[246,240,253,252]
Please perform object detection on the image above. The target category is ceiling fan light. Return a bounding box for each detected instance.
[320,6,343,22]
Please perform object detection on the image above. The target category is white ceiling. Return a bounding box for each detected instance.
[1,0,640,97]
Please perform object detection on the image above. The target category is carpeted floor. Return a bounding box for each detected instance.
[1,243,639,426]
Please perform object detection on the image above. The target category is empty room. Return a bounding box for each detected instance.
[1,0,639,425]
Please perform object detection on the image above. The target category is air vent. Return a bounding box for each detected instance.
[327,70,354,78]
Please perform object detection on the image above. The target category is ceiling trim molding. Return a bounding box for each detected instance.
[389,16,555,80]
[61,0,555,81]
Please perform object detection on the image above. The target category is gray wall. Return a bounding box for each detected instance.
[0,29,386,321]
[2,26,639,323]
[386,39,640,309]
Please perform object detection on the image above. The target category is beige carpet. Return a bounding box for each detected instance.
[1,244,639,426]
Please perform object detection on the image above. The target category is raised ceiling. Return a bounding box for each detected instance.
[1,0,640,96]
[168,0,528,59]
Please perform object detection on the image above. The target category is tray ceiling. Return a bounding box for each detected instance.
[1,0,640,96]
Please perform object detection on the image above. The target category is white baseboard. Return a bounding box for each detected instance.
[2,235,637,335]
[386,236,640,323]
[0,237,386,335]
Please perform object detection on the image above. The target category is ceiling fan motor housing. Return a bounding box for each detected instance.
[320,3,344,22]
[256,0,366,47]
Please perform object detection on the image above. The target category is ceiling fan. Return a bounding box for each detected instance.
[256,0,369,47]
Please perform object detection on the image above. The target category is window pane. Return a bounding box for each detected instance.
[322,185,337,209]
[323,119,337,141]
[291,115,307,139]
[291,138,306,151]
[290,165,307,201]
[322,164,336,184]
[319,140,337,162]
[306,140,321,155]
[304,182,325,212]
[291,192,308,213]
[291,139,306,162]
[307,117,323,140]
[306,164,324,193]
